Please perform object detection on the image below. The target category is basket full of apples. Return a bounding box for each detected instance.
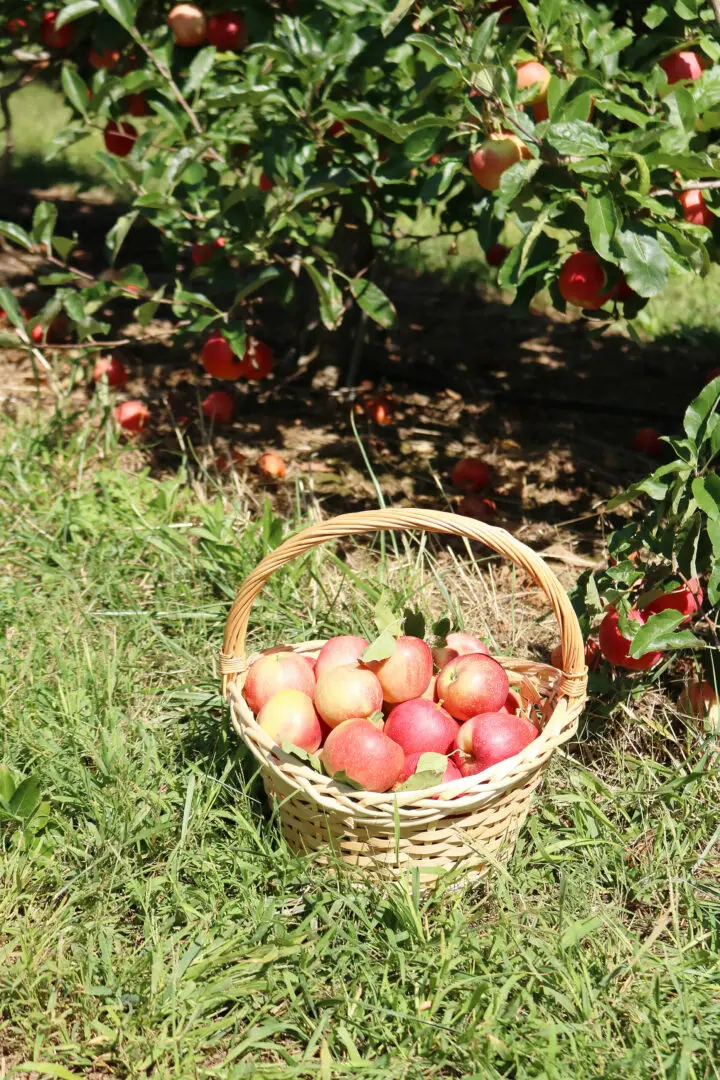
[222,509,588,884]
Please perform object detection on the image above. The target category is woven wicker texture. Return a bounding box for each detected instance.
[222,509,587,883]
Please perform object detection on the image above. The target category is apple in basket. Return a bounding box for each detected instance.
[446,631,490,656]
[322,718,404,791]
[394,752,462,792]
[436,653,509,721]
[256,689,323,753]
[243,651,315,713]
[365,635,433,703]
[314,664,384,728]
[384,698,459,755]
[314,635,369,679]
[456,712,539,776]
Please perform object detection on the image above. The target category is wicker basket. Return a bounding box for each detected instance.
[221,509,587,884]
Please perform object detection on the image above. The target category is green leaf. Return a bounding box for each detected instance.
[233,267,282,306]
[406,33,462,72]
[361,630,397,663]
[546,121,608,156]
[183,46,215,97]
[13,1065,81,1080]
[350,277,396,328]
[0,286,26,329]
[644,4,667,27]
[692,475,720,520]
[99,0,136,31]
[105,212,138,265]
[279,741,323,773]
[403,609,425,639]
[61,64,89,117]
[53,236,76,261]
[374,598,402,636]
[331,770,365,791]
[560,915,604,950]
[470,12,502,61]
[628,610,702,658]
[683,377,720,441]
[617,230,669,297]
[0,765,16,807]
[8,776,41,821]
[0,220,33,251]
[304,262,344,330]
[395,753,449,792]
[381,0,414,36]
[585,192,620,262]
[32,202,58,255]
[55,0,100,28]
[135,287,165,327]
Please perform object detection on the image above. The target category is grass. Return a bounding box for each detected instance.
[1,406,720,1079]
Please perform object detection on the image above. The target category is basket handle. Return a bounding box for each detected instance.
[221,508,587,696]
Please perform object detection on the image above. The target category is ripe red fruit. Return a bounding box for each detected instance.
[365,635,433,704]
[364,396,394,425]
[126,93,150,118]
[616,276,636,302]
[705,366,720,384]
[516,61,551,105]
[598,607,662,671]
[314,663,384,729]
[446,631,490,657]
[322,718,404,792]
[89,48,120,70]
[660,51,704,85]
[7,18,27,35]
[314,636,369,680]
[256,689,322,753]
[215,448,246,472]
[201,333,243,379]
[643,578,703,625]
[239,340,274,380]
[207,11,247,50]
[259,172,274,192]
[469,133,529,191]
[92,355,128,388]
[470,711,539,770]
[385,699,459,756]
[486,243,509,267]
[40,11,74,49]
[168,3,207,46]
[679,189,714,227]
[633,427,663,458]
[192,237,226,265]
[243,651,316,714]
[103,120,138,158]
[457,495,497,522]
[257,452,287,479]
[201,390,234,425]
[451,457,491,492]
[558,251,612,309]
[114,400,150,433]
[395,752,462,790]
[328,120,347,138]
[679,681,720,725]
[436,653,509,722]
[551,639,601,672]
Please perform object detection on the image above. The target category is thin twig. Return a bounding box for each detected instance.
[711,0,720,28]
[651,178,720,196]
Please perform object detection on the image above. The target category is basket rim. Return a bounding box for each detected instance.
[227,639,583,816]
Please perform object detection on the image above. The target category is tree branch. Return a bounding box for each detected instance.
[711,0,720,27]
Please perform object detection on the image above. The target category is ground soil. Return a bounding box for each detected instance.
[1,186,712,576]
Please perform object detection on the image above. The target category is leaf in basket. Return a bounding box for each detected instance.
[373,596,402,636]
[361,630,396,663]
[432,616,451,643]
[279,741,323,773]
[403,608,426,639]
[395,753,448,792]
[331,770,366,791]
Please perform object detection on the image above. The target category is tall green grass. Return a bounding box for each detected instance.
[1,410,719,1078]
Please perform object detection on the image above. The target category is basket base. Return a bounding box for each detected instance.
[264,771,542,886]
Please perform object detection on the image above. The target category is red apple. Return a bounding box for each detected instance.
[705,367,720,384]
[436,653,509,721]
[679,680,719,725]
[365,635,433,704]
[659,50,704,85]
[89,47,120,70]
[470,711,539,769]
[633,427,664,458]
[469,133,529,191]
[207,10,247,50]
[457,495,497,521]
[126,93,150,118]
[257,452,286,479]
[314,663,384,729]
[432,646,458,672]
[192,237,226,265]
[314,636,369,680]
[114,400,149,433]
[558,251,613,309]
[92,355,128,388]
[256,689,322,752]
[384,698,459,755]
[451,457,491,492]
[421,673,438,701]
[395,752,462,789]
[6,18,27,35]
[516,61,551,104]
[551,639,601,672]
[168,3,207,46]
[322,718,404,792]
[643,577,703,625]
[104,120,138,158]
[243,650,316,714]
[446,631,490,657]
[201,333,243,379]
[238,340,273,380]
[259,172,275,192]
[201,390,234,424]
[598,607,662,671]
[486,243,510,267]
[679,189,714,227]
[40,11,74,49]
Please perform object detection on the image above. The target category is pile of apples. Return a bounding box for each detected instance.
[242,632,540,793]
